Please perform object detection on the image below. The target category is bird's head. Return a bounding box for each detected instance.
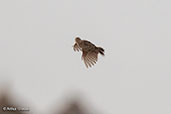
[75,37,81,43]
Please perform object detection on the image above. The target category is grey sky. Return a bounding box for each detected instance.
[0,0,171,114]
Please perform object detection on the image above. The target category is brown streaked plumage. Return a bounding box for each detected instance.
[73,37,104,68]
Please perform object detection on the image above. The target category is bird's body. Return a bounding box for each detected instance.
[73,37,104,68]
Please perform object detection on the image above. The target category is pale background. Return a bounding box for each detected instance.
[0,0,171,114]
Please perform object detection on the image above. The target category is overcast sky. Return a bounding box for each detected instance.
[0,0,171,114]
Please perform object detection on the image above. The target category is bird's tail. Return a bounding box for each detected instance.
[97,47,105,56]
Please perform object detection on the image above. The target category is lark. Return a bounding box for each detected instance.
[73,37,104,68]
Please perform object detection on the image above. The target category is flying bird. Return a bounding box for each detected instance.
[73,37,105,68]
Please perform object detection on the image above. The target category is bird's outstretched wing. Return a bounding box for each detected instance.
[73,43,81,52]
[82,50,98,68]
